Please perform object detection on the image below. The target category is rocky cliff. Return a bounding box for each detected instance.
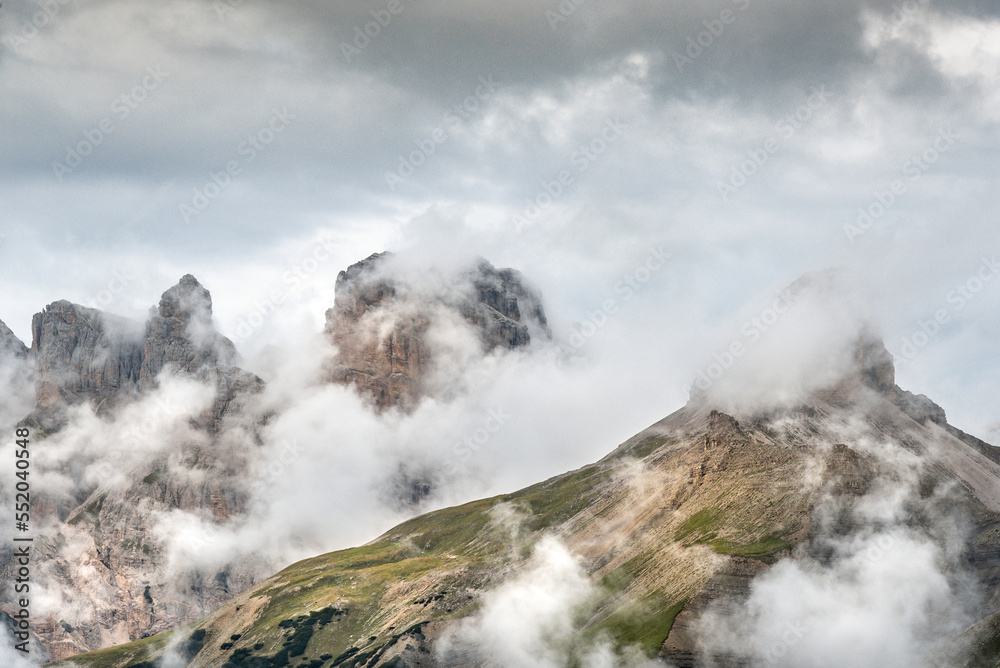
[28,275,261,434]
[2,259,554,662]
[326,252,550,411]
[3,276,267,662]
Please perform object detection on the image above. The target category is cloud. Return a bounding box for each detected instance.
[694,433,982,668]
[0,626,36,668]
[436,535,670,668]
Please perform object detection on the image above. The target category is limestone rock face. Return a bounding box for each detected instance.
[31,301,145,421]
[28,276,261,433]
[326,253,549,411]
[141,274,237,384]
[8,276,267,661]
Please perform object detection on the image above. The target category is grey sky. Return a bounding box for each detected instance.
[2,0,999,444]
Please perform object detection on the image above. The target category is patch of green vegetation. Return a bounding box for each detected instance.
[52,461,619,668]
[383,495,502,556]
[628,435,673,459]
[215,607,350,668]
[708,534,793,563]
[589,595,686,655]
[508,466,610,532]
[46,630,176,668]
[674,508,723,543]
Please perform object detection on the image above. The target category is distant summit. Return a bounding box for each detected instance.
[326,252,550,411]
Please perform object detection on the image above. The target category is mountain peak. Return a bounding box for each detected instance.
[157,274,213,323]
[326,252,549,411]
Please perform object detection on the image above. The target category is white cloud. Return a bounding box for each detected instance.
[436,535,670,668]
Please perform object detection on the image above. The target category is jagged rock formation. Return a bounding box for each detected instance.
[326,252,549,411]
[2,276,267,662]
[64,327,1000,668]
[28,275,261,434]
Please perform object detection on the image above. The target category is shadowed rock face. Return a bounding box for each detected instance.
[31,301,145,421]
[326,252,550,411]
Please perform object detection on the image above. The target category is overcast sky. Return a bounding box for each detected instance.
[2,0,1000,447]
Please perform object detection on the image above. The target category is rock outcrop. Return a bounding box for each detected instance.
[326,252,549,411]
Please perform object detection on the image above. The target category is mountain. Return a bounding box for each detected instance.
[3,276,267,662]
[326,252,549,411]
[28,275,262,434]
[0,257,554,663]
[53,331,1000,667]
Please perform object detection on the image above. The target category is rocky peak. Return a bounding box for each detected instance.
[27,277,255,431]
[0,317,28,358]
[461,258,549,350]
[326,252,550,411]
[156,273,213,324]
[141,275,237,383]
[849,333,948,425]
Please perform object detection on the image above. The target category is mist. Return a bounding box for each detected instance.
[694,422,986,668]
[436,535,671,668]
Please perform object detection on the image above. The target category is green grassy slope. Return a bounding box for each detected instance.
[52,408,817,668]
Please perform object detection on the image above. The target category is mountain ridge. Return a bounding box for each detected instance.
[49,332,1000,667]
